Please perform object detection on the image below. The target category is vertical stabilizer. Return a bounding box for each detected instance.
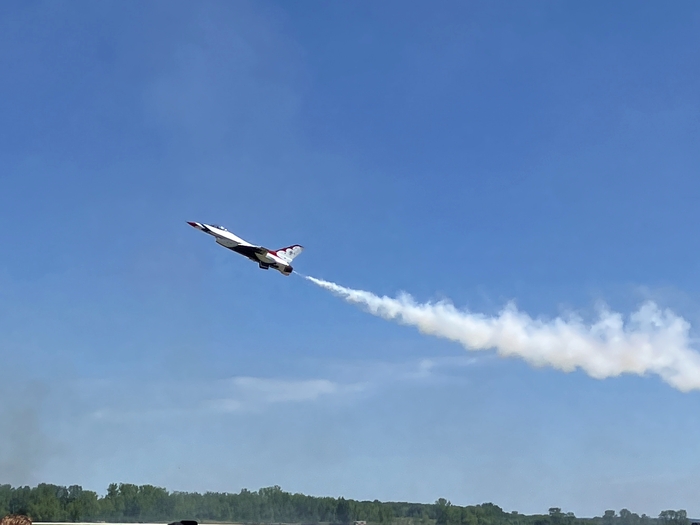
[272,245,303,264]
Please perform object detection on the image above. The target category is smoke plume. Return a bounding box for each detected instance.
[0,384,53,484]
[305,276,700,392]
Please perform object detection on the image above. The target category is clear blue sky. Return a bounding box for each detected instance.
[1,0,699,517]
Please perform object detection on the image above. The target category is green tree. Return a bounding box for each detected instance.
[603,511,617,525]
[550,508,564,525]
[0,485,13,516]
[336,497,351,524]
[435,498,451,525]
[27,484,64,521]
[659,510,689,525]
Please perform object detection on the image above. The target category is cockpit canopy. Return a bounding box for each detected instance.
[210,224,228,231]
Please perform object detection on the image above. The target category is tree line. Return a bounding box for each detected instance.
[0,483,691,525]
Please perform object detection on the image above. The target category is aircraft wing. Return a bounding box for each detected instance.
[203,224,259,251]
[215,236,254,249]
[189,221,272,260]
[230,244,269,258]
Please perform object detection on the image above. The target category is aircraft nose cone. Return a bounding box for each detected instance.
[187,221,199,228]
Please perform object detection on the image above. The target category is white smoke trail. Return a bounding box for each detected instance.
[305,276,700,392]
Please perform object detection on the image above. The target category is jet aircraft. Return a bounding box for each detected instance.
[187,222,303,276]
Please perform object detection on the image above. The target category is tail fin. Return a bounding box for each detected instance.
[272,244,303,264]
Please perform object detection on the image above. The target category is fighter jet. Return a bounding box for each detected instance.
[187,222,303,276]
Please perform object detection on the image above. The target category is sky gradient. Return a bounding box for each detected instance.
[1,0,700,517]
